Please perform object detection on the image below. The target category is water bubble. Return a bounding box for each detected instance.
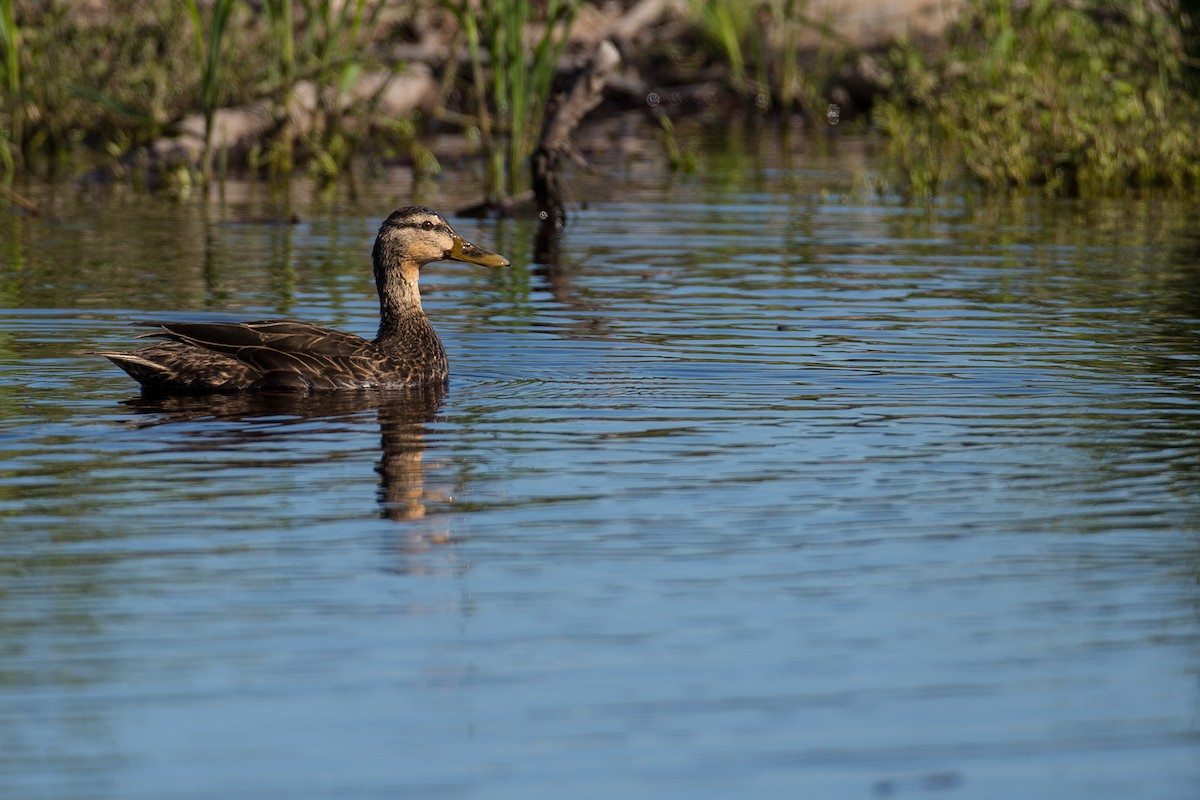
[826,103,841,125]
[646,92,660,108]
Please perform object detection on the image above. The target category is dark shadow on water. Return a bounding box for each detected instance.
[121,386,447,526]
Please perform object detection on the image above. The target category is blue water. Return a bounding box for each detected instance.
[1,133,1198,798]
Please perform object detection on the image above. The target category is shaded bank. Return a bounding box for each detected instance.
[0,1,954,182]
[2,1,1200,200]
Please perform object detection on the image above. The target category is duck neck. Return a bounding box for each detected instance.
[371,243,448,382]
[374,258,429,343]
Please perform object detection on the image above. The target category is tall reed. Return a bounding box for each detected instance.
[446,0,577,204]
[261,0,382,181]
[185,0,238,184]
[693,0,747,92]
[304,0,384,181]
[689,0,844,117]
[262,0,296,175]
[0,0,20,173]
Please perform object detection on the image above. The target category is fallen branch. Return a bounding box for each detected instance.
[531,39,621,229]
[0,183,40,215]
[113,65,437,177]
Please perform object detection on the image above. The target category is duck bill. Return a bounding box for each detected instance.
[449,234,510,268]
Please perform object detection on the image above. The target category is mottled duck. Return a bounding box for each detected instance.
[99,206,509,392]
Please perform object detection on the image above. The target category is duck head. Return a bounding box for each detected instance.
[373,206,510,271]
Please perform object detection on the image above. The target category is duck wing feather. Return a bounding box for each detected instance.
[141,320,386,389]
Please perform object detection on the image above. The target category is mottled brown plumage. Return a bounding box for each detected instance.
[98,207,509,392]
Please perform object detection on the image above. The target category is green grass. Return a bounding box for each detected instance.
[445,0,577,204]
[0,0,21,174]
[293,0,386,183]
[185,0,238,185]
[261,0,296,176]
[687,0,849,117]
[875,0,1200,196]
[0,1,393,183]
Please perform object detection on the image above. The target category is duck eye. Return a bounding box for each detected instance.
[421,220,435,231]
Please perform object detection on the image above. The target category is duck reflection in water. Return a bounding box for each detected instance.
[98,205,511,570]
[121,387,454,567]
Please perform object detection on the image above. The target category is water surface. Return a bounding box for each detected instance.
[2,131,1198,799]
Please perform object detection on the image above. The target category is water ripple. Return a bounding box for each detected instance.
[2,150,1199,799]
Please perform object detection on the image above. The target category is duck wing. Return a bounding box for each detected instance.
[140,320,385,390]
[100,341,257,392]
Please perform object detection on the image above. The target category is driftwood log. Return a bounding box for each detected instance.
[531,39,622,229]
[117,64,437,178]
[458,38,621,221]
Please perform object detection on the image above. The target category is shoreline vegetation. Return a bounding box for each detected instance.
[2,0,1200,205]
